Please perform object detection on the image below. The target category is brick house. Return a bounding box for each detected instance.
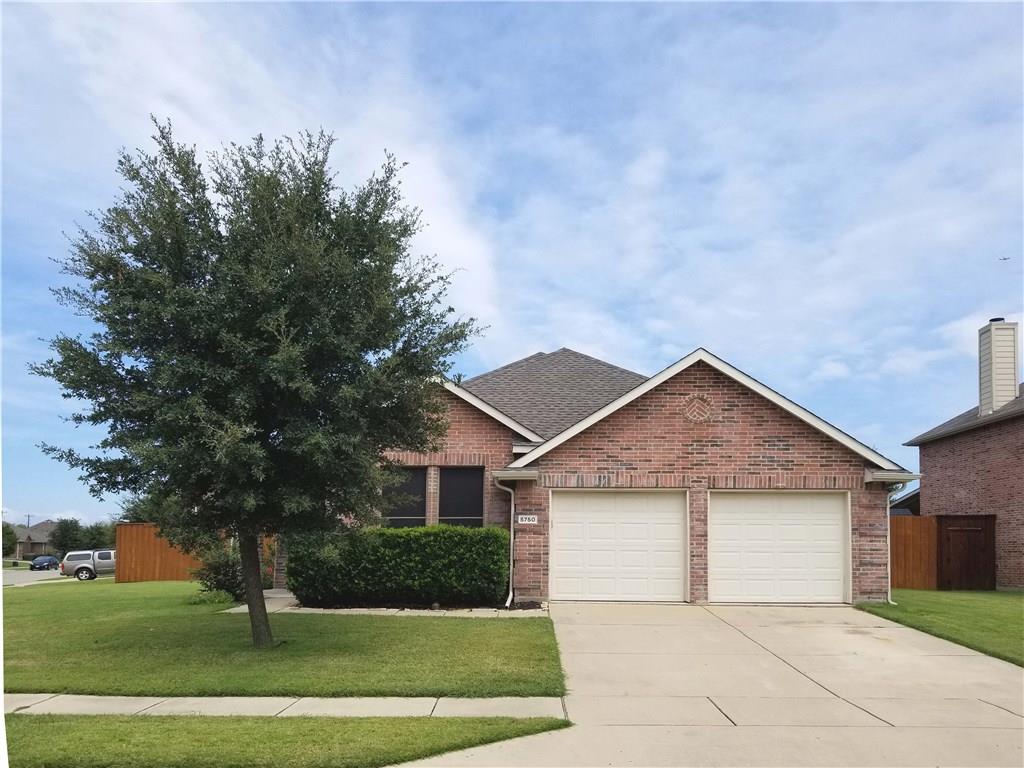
[11,520,57,560]
[369,347,914,605]
[906,318,1023,589]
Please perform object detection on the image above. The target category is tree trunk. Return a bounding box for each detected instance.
[238,532,274,649]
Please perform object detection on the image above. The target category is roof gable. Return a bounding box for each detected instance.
[509,348,905,471]
[441,381,544,442]
[461,348,646,438]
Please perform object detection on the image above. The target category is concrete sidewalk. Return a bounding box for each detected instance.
[4,694,565,719]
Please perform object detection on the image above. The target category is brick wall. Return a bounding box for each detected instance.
[919,416,1024,588]
[386,390,518,528]
[512,361,890,603]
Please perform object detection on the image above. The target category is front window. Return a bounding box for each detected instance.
[383,467,427,527]
[439,467,484,527]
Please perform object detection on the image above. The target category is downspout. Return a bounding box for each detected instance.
[494,478,516,608]
[886,482,905,606]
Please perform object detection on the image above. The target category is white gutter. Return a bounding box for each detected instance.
[494,477,517,608]
[885,482,907,606]
[865,469,920,484]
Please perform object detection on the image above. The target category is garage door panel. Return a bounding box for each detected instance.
[649,551,680,568]
[619,523,649,540]
[587,495,618,514]
[709,492,847,604]
[587,550,615,568]
[620,551,649,568]
[550,491,687,602]
[559,551,585,568]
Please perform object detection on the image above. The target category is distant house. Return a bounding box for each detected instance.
[889,488,920,516]
[906,318,1023,588]
[12,520,58,559]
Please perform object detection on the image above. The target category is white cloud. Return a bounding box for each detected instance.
[810,359,851,382]
[18,3,504,358]
[938,311,1024,359]
[878,347,956,377]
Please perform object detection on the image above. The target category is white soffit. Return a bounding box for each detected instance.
[509,348,905,472]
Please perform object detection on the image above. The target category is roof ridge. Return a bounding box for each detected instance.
[462,352,548,385]
[552,347,647,380]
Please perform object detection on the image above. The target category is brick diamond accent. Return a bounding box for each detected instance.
[683,394,713,423]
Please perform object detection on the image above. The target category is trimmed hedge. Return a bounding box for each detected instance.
[286,526,510,608]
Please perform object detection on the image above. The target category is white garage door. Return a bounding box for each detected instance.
[550,491,687,601]
[709,492,847,603]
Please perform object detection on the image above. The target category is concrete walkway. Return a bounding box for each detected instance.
[222,589,548,618]
[5,694,565,719]
[2,568,65,587]
[404,603,1024,767]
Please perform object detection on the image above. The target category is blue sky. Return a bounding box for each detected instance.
[3,3,1022,526]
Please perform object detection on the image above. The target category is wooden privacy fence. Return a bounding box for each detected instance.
[890,516,938,589]
[890,515,996,591]
[115,523,202,583]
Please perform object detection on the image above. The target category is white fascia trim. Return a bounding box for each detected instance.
[492,469,540,481]
[510,348,907,471]
[442,381,545,443]
[865,469,920,484]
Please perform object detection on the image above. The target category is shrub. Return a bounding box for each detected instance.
[286,525,509,608]
[192,547,245,601]
[193,543,275,601]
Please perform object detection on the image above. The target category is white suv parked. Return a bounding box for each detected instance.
[61,550,116,580]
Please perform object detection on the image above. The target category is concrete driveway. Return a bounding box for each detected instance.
[410,603,1023,767]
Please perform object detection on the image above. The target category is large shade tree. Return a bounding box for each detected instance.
[34,121,477,647]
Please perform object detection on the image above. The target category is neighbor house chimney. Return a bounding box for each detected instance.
[978,317,1019,415]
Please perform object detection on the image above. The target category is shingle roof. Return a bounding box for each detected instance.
[906,383,1024,446]
[12,520,57,542]
[461,348,647,438]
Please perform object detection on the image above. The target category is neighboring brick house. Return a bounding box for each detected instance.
[361,347,913,605]
[11,520,57,560]
[889,488,920,516]
[906,318,1023,589]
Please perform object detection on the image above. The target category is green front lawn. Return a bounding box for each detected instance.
[3,581,564,697]
[6,715,568,768]
[859,589,1024,666]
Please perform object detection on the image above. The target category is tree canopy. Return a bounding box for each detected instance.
[50,518,84,557]
[2,522,16,558]
[33,120,477,646]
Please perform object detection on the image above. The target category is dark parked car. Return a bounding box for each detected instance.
[29,555,60,571]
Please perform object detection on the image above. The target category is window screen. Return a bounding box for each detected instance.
[439,468,484,527]
[383,468,427,527]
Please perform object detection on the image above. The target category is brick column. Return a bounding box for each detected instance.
[272,537,288,589]
[688,480,708,603]
[425,466,440,525]
[512,481,548,602]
